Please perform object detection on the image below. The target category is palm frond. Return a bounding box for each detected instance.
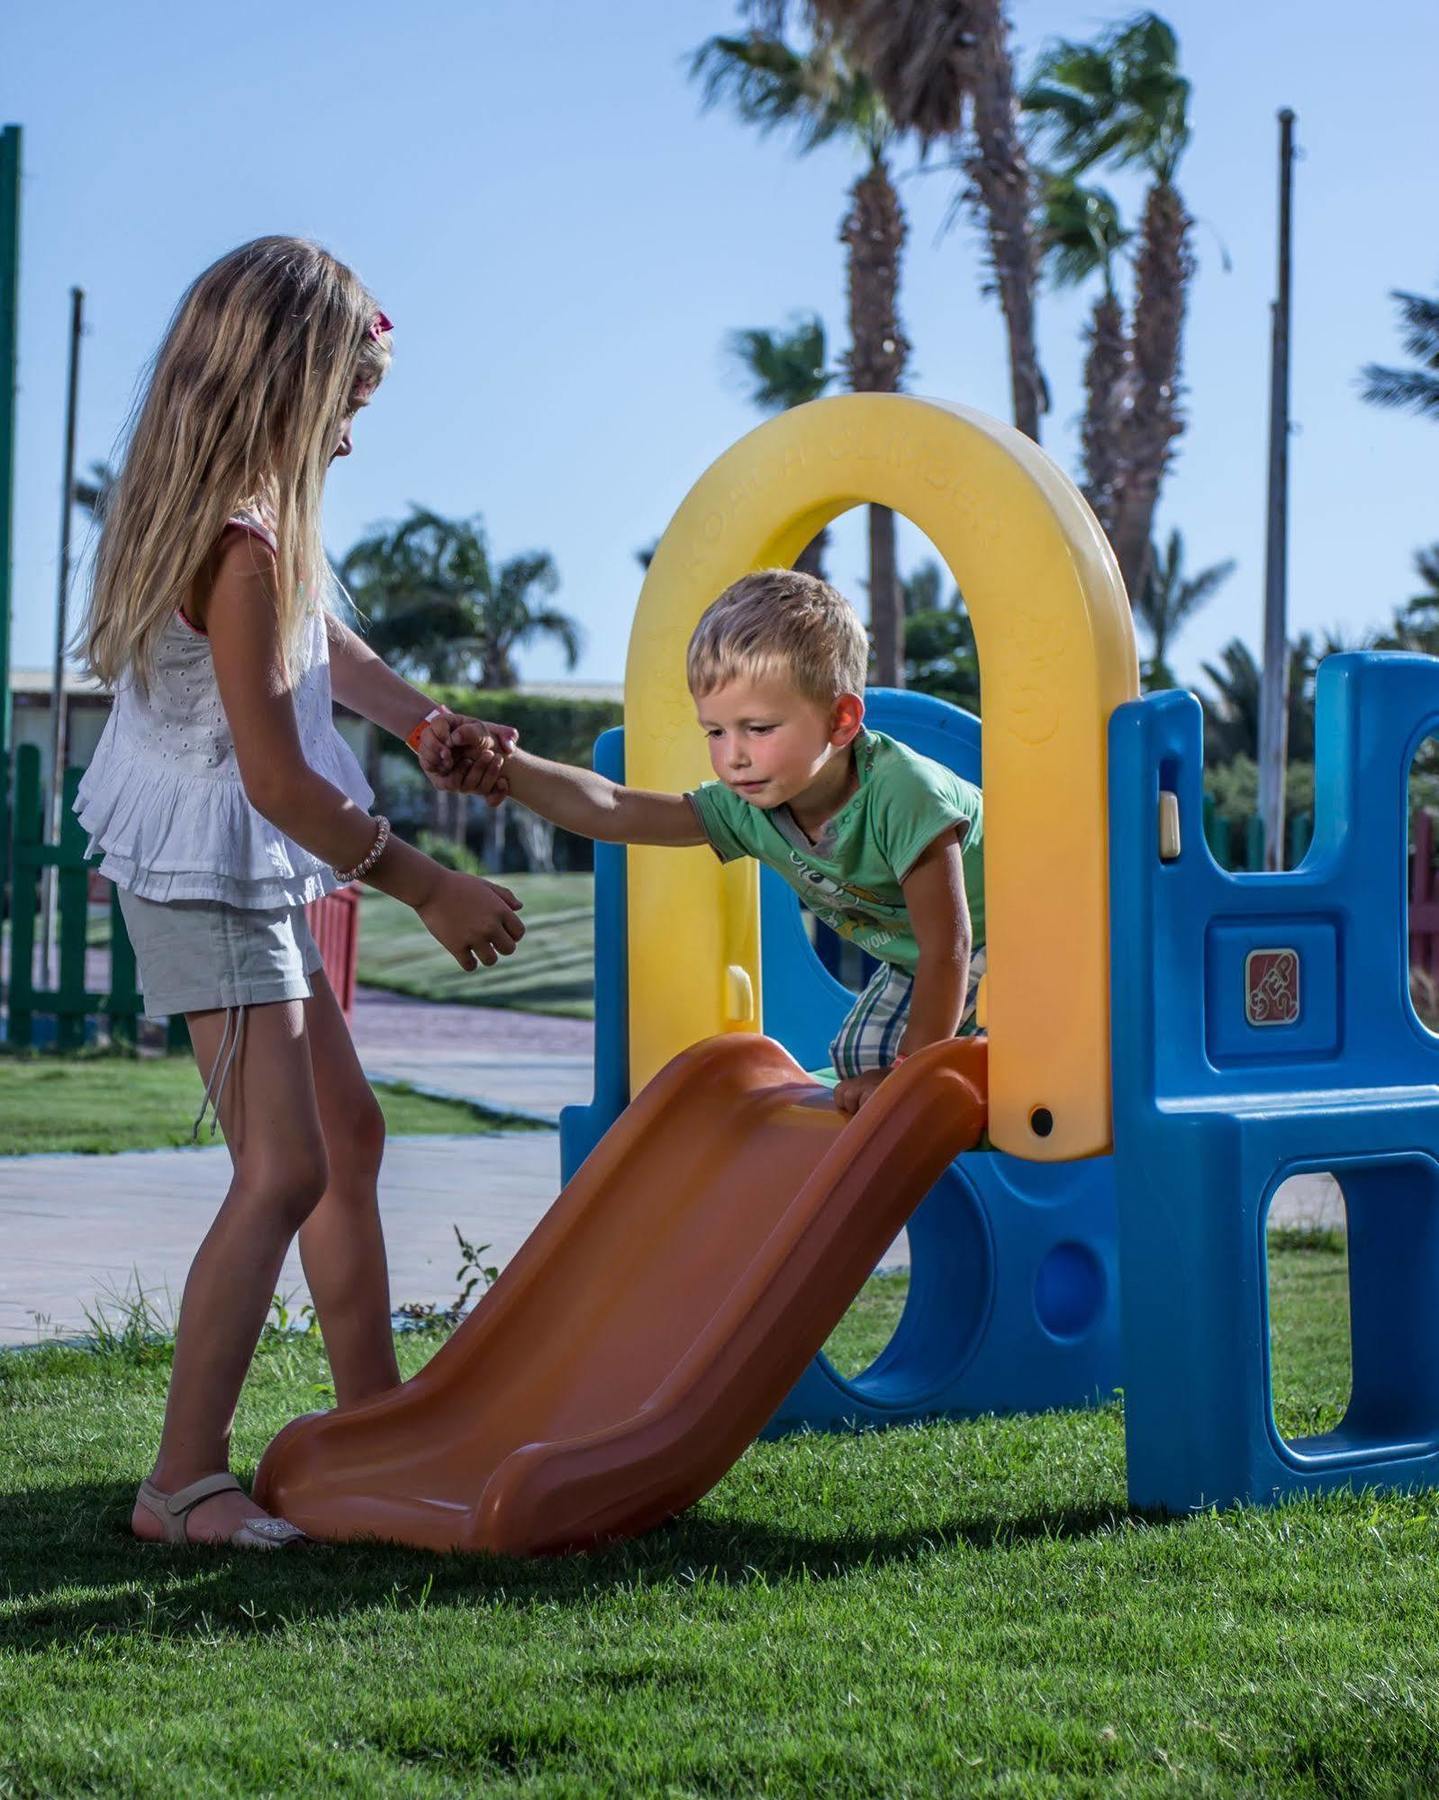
[726,315,834,411]
[1039,174,1129,289]
[690,31,879,154]
[1359,364,1439,419]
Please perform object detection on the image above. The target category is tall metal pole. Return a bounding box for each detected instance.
[0,127,21,907]
[1258,108,1296,872]
[41,286,84,984]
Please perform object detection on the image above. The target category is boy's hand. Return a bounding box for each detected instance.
[416,870,525,969]
[834,1069,890,1117]
[417,714,517,803]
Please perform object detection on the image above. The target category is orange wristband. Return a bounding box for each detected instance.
[406,707,445,754]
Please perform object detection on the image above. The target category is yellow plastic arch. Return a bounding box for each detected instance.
[624,394,1138,1161]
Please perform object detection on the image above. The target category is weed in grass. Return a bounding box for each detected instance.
[394,1223,500,1330]
[78,1271,178,1365]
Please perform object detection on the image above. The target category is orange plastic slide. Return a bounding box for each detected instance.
[254,1033,987,1555]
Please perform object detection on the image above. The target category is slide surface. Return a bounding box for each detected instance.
[255,1034,988,1554]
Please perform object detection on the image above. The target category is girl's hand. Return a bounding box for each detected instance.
[444,717,518,805]
[417,715,517,801]
[416,871,525,969]
[834,1068,890,1117]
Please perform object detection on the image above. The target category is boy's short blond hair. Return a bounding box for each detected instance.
[686,569,870,705]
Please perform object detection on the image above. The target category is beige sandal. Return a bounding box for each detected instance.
[135,1472,307,1549]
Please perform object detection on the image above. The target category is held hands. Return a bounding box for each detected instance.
[417,870,526,970]
[416,713,517,806]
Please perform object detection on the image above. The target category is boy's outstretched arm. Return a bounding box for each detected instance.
[495,746,708,847]
[898,829,973,1057]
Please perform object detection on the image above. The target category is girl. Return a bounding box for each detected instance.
[76,236,521,1549]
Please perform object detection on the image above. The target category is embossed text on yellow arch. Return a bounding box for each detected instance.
[624,393,1138,1161]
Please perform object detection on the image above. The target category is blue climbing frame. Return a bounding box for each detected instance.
[1109,652,1439,1513]
[561,690,1122,1436]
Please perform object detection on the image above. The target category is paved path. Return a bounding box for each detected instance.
[2,1134,565,1345]
[0,1122,1340,1348]
[351,988,596,1123]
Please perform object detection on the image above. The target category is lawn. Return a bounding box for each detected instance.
[356,875,596,1017]
[4,1237,1433,1796]
[0,1054,541,1155]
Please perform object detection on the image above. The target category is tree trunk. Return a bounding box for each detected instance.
[476,798,507,872]
[513,806,556,874]
[1110,179,1194,599]
[794,527,830,580]
[868,504,901,684]
[841,153,909,685]
[966,0,1044,442]
[1080,290,1128,543]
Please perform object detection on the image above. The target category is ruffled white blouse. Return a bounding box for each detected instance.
[75,513,374,910]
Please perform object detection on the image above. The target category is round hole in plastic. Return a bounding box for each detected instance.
[1033,1240,1106,1342]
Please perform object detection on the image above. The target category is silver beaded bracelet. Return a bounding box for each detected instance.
[335,814,391,886]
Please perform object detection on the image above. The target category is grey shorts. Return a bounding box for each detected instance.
[117,889,324,1017]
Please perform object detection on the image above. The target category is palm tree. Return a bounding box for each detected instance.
[1360,282,1439,422]
[1025,12,1196,599]
[1134,528,1234,690]
[1376,544,1439,656]
[340,508,580,692]
[900,557,962,615]
[1199,635,1317,767]
[692,27,909,683]
[726,314,835,575]
[953,0,1046,441]
[1037,175,1130,536]
[72,459,116,521]
[788,1,1047,442]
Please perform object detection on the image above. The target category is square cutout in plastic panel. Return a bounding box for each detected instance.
[1205,919,1339,1064]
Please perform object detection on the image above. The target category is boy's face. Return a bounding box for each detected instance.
[694,673,863,809]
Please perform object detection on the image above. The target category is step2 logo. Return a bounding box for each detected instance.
[1245,947,1300,1026]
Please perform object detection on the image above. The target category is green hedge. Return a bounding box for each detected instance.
[428,689,623,768]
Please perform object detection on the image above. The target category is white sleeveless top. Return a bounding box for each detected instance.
[75,512,375,909]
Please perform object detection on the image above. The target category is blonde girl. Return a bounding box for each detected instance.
[77,236,521,1548]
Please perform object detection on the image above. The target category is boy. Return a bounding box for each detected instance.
[435,570,983,1115]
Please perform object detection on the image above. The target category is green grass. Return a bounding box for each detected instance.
[4,1239,1432,1795]
[356,875,595,1017]
[0,1054,541,1156]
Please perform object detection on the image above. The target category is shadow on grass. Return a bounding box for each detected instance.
[0,1477,1148,1651]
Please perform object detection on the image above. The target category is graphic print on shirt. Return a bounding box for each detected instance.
[789,854,904,951]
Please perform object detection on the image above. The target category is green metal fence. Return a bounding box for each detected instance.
[1202,796,1313,872]
[5,742,145,1049]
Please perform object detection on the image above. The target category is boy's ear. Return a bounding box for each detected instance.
[830,692,865,747]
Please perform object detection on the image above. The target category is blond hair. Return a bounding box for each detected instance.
[81,236,391,688]
[687,569,870,704]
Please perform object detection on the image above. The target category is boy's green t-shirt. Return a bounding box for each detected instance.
[687,730,984,974]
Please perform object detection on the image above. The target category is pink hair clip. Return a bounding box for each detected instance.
[368,309,393,341]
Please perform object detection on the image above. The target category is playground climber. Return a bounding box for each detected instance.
[428,568,985,1116]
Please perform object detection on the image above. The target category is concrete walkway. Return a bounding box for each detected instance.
[1,1133,564,1345]
[350,987,595,1122]
[0,989,1345,1346]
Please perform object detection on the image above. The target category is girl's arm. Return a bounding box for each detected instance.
[325,615,514,797]
[500,747,706,846]
[325,613,440,747]
[207,538,524,967]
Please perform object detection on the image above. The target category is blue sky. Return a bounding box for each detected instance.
[4,0,1436,692]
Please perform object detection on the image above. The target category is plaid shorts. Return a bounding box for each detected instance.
[829,947,985,1079]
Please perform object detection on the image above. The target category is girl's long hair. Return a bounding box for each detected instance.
[82,236,390,688]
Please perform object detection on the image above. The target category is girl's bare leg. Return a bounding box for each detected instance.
[131,998,329,1544]
[299,973,401,1405]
